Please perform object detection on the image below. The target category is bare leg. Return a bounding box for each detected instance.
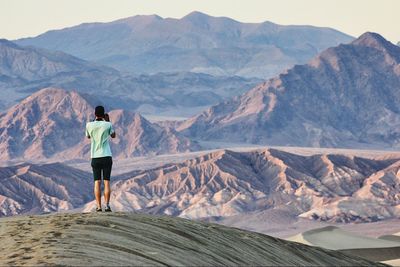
[104,180,111,205]
[94,180,102,208]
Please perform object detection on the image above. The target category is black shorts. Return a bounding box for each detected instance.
[91,156,113,181]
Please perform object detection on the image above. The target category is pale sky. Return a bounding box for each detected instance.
[1,0,399,43]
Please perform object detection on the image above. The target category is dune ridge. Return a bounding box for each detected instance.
[0,212,381,266]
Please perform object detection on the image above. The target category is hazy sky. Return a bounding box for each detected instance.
[1,0,399,43]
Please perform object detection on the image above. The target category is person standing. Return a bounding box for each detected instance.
[85,106,116,212]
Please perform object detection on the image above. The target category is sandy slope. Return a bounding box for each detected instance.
[340,247,400,263]
[287,226,400,250]
[378,232,400,265]
[383,259,400,266]
[286,226,400,264]
[208,209,400,239]
[380,234,400,243]
[0,212,380,266]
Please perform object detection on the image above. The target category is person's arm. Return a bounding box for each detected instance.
[109,123,116,138]
[85,123,91,139]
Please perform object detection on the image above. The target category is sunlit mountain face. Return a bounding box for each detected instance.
[178,33,400,149]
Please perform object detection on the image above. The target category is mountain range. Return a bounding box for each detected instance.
[102,148,400,222]
[178,32,400,149]
[1,147,399,224]
[3,32,400,156]
[0,88,199,160]
[0,39,260,115]
[0,162,92,216]
[15,11,353,78]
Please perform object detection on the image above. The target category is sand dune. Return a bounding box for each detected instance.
[287,226,400,265]
[0,212,380,266]
[340,247,400,262]
[380,234,400,243]
[383,259,400,266]
[287,226,400,250]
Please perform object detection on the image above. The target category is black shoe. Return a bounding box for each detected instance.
[96,207,102,212]
[104,205,112,212]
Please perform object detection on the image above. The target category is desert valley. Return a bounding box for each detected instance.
[0,8,400,266]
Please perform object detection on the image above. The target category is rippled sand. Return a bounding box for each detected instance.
[0,212,382,266]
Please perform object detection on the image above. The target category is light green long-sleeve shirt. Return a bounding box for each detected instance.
[85,121,115,158]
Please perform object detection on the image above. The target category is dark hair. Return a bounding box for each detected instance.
[95,106,105,117]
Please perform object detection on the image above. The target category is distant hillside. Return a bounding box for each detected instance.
[1,147,399,224]
[0,88,199,160]
[87,148,400,223]
[0,163,92,216]
[0,39,260,115]
[0,212,379,266]
[16,11,353,78]
[178,32,400,149]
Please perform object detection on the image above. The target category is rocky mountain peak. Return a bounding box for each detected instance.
[115,14,163,27]
[0,87,199,160]
[181,11,239,30]
[23,87,82,103]
[178,32,400,148]
[133,14,162,20]
[182,11,211,20]
[352,32,399,53]
[0,39,100,83]
[7,87,93,121]
[108,109,149,129]
[0,38,19,49]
